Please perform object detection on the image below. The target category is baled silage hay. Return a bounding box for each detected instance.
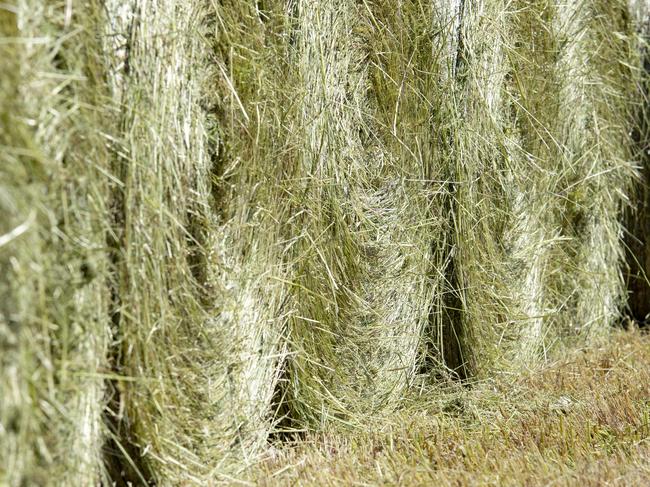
[284,0,442,425]
[446,0,553,375]
[1,2,113,484]
[549,0,639,342]
[103,0,289,482]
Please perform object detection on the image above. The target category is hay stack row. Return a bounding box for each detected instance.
[0,0,644,484]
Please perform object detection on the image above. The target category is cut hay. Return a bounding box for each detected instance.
[0,0,647,483]
[1,2,113,484]
[444,0,641,376]
[549,0,639,342]
[625,0,650,323]
[446,0,553,375]
[103,0,288,482]
[284,0,442,425]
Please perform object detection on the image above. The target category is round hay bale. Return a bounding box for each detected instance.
[624,0,650,325]
[549,0,638,343]
[445,0,552,375]
[102,0,290,482]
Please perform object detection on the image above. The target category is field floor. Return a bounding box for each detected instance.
[253,329,650,486]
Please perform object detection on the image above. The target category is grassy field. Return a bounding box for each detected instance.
[255,328,650,486]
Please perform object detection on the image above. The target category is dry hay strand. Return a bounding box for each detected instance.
[0,1,113,484]
[284,0,441,426]
[549,0,639,343]
[103,0,289,482]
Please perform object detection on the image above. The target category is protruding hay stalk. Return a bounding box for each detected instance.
[285,0,440,425]
[1,2,112,484]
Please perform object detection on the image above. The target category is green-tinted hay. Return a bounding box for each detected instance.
[625,0,650,323]
[446,0,640,376]
[104,1,288,482]
[362,1,452,380]
[448,0,552,375]
[209,0,293,464]
[284,0,443,425]
[0,2,113,484]
[549,0,639,342]
[1,1,646,483]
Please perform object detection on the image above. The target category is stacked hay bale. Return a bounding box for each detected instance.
[446,0,640,376]
[505,0,562,365]
[447,0,553,375]
[209,0,294,466]
[0,0,645,483]
[104,0,289,482]
[362,1,455,379]
[285,0,442,425]
[0,2,113,485]
[549,0,639,342]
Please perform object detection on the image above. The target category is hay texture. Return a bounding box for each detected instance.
[0,0,646,484]
[0,2,112,484]
[444,0,640,376]
[103,1,289,482]
[625,0,650,323]
[549,0,639,342]
[284,0,441,425]
[445,0,553,375]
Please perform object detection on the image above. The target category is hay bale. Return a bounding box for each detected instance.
[445,0,639,375]
[549,0,638,341]
[0,2,113,484]
[446,0,552,375]
[284,0,442,425]
[363,1,456,381]
[103,1,289,482]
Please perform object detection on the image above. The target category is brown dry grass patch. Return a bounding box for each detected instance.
[256,328,650,486]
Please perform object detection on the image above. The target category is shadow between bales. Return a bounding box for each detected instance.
[625,39,650,327]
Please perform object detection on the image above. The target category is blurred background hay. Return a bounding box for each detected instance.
[548,0,639,344]
[1,1,113,484]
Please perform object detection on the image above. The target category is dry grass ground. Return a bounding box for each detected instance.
[255,328,650,486]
